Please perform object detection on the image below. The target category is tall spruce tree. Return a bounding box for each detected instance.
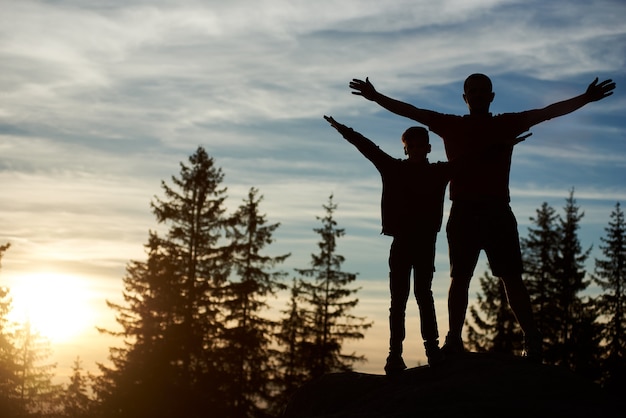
[552,190,592,369]
[94,147,231,418]
[294,195,371,378]
[592,202,626,391]
[521,201,560,345]
[466,271,521,354]
[221,187,289,418]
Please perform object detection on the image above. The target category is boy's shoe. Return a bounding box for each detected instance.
[522,332,542,363]
[384,353,407,375]
[424,340,445,366]
[441,335,465,356]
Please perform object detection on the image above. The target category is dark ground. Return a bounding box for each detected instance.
[282,352,623,418]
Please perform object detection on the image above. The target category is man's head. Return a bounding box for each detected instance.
[463,73,494,114]
[401,126,430,160]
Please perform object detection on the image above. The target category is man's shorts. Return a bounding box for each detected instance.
[446,200,523,278]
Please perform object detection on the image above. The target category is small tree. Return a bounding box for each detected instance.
[220,187,290,417]
[60,357,93,418]
[552,190,592,368]
[521,201,560,343]
[13,322,61,416]
[592,202,626,391]
[294,195,371,378]
[272,280,312,414]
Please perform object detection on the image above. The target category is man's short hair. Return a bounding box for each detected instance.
[464,73,493,93]
[401,126,429,145]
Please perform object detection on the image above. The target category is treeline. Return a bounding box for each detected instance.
[1,147,625,417]
[466,190,626,394]
[0,147,371,418]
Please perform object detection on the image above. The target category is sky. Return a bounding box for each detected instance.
[1,0,625,382]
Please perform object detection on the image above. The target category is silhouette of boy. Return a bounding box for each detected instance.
[325,115,448,374]
[349,74,615,360]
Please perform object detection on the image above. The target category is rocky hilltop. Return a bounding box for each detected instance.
[282,352,621,418]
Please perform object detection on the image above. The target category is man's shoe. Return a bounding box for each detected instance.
[384,353,407,375]
[441,335,465,356]
[425,340,445,366]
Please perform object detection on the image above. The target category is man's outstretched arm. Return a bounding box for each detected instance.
[526,77,616,126]
[349,77,438,126]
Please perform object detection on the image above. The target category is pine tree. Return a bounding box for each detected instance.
[271,280,311,415]
[552,190,592,369]
[294,195,371,378]
[521,192,595,369]
[466,271,521,354]
[220,187,290,418]
[60,357,93,418]
[592,202,626,391]
[521,201,560,344]
[94,147,232,418]
[13,322,61,416]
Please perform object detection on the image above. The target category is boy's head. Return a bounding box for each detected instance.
[401,126,430,158]
[463,73,494,114]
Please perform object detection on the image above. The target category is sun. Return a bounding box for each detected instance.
[7,272,96,343]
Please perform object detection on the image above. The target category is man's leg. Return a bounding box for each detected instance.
[446,274,472,343]
[500,274,535,334]
[445,202,481,352]
[487,204,542,360]
[501,274,542,360]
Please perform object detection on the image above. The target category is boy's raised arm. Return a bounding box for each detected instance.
[526,77,616,126]
[324,115,388,166]
[349,77,438,126]
[324,115,353,137]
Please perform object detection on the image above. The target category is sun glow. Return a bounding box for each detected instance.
[7,272,96,343]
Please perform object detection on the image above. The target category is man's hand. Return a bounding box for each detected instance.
[349,77,378,101]
[585,77,616,102]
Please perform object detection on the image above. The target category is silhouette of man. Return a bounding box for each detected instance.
[349,74,615,360]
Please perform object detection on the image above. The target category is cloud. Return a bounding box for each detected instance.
[1,0,625,374]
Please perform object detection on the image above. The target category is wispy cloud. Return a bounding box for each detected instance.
[1,0,625,374]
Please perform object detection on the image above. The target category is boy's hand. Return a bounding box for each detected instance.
[323,115,340,128]
[349,77,377,101]
[324,115,352,136]
[585,77,616,102]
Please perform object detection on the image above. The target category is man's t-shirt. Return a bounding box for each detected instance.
[428,112,533,202]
